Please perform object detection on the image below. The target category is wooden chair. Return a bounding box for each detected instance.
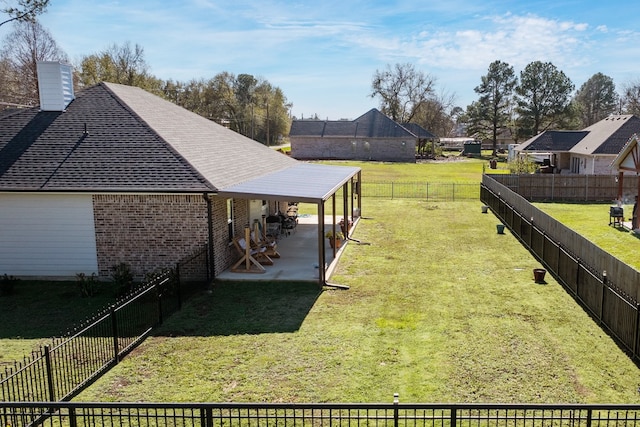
[230,227,273,273]
[252,222,280,258]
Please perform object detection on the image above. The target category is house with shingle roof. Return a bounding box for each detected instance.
[289,108,436,163]
[513,115,640,174]
[0,62,360,284]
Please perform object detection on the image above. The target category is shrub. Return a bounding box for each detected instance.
[508,156,538,174]
[76,272,99,297]
[144,267,179,296]
[111,262,134,297]
[0,274,19,296]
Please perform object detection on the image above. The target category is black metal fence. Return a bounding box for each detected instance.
[362,181,480,200]
[481,183,640,362]
[0,246,209,403]
[2,400,640,427]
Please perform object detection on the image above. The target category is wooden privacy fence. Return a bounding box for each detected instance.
[481,176,640,362]
[488,173,639,202]
[0,245,209,403]
[3,400,640,427]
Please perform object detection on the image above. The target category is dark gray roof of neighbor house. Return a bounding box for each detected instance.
[519,130,588,152]
[401,122,437,139]
[570,115,640,155]
[290,108,417,139]
[0,82,299,192]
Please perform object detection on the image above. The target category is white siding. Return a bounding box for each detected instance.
[0,193,98,277]
[36,61,75,111]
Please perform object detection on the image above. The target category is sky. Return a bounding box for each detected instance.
[2,0,640,120]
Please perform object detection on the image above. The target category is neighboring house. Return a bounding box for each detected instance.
[513,130,589,171]
[514,115,640,174]
[289,109,436,163]
[0,62,360,284]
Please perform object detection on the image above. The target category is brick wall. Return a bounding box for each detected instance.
[93,194,209,279]
[93,194,254,281]
[210,196,246,277]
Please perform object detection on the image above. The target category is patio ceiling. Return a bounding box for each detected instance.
[216,163,361,204]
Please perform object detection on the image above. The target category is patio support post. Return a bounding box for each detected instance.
[343,182,349,236]
[357,170,362,217]
[617,171,623,201]
[331,193,337,257]
[637,182,640,230]
[318,201,326,285]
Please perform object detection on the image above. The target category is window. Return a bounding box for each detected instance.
[227,199,234,241]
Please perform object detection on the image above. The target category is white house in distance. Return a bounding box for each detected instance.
[0,62,361,285]
[514,115,640,174]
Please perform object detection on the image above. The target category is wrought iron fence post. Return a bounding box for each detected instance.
[176,269,183,311]
[576,258,582,298]
[111,306,120,364]
[450,405,457,427]
[201,407,213,427]
[69,407,77,427]
[157,284,163,325]
[600,271,607,324]
[43,345,55,402]
[634,303,640,361]
[393,393,399,427]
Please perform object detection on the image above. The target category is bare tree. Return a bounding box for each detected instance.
[412,88,457,137]
[0,19,68,106]
[1,0,49,27]
[370,63,437,123]
[621,79,640,116]
[78,42,150,87]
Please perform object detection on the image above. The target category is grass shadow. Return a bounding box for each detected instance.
[0,280,119,339]
[153,281,322,337]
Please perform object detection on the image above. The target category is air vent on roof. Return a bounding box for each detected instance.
[36,61,75,111]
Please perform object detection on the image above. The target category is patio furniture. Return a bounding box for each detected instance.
[230,227,272,273]
[609,206,624,227]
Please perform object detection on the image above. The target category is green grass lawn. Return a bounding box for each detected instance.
[4,157,639,404]
[319,154,507,183]
[533,201,640,270]
[75,198,640,404]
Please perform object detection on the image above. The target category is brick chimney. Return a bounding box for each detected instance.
[36,61,75,111]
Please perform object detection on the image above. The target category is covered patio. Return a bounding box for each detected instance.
[216,163,362,288]
[216,215,351,284]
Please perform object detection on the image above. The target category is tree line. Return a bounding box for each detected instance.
[0,19,290,146]
[370,61,640,155]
